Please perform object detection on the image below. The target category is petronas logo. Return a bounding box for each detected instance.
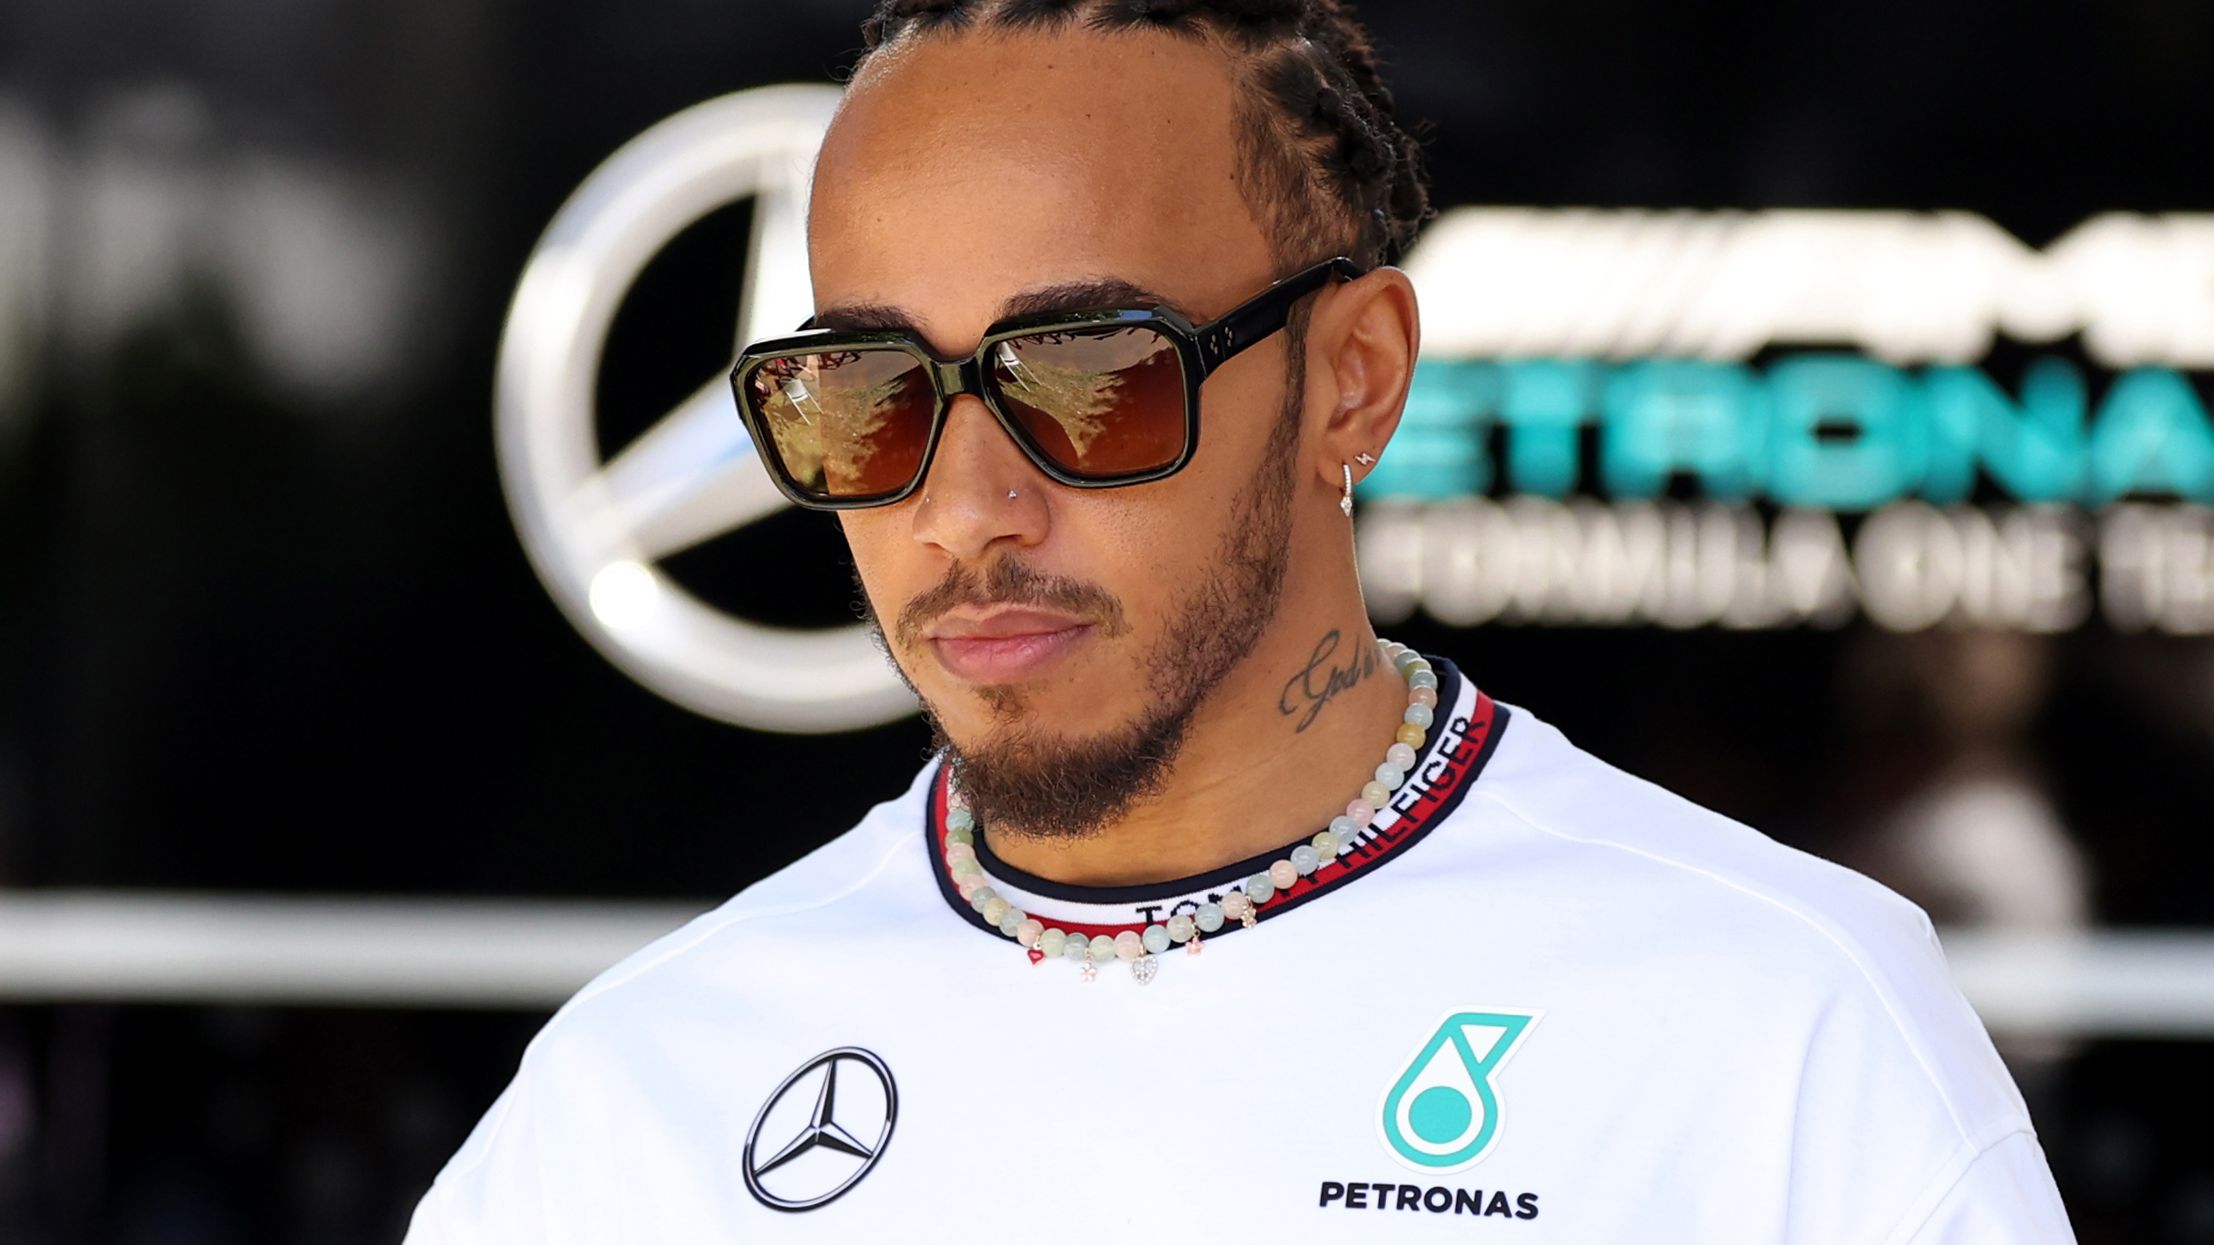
[1379,1011,1541,1172]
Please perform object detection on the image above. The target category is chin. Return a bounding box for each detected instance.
[932,678,1115,745]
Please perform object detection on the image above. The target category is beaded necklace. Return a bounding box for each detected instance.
[941,638,1442,984]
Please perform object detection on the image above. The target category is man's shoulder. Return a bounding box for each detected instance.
[411,759,945,1226]
[1468,701,2029,1138]
[564,757,941,1012]
[1478,701,1932,966]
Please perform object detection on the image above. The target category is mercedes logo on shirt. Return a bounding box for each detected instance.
[743,1047,899,1212]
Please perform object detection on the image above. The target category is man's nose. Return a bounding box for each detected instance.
[908,394,1050,561]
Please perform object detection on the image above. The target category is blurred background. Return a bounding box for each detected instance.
[3,0,2212,1240]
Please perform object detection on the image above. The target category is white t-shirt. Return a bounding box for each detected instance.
[408,657,2074,1242]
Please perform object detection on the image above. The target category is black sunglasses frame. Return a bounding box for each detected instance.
[729,256,1366,510]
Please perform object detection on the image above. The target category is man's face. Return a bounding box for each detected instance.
[809,29,1310,831]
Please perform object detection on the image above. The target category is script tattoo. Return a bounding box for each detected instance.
[1278,629,1380,734]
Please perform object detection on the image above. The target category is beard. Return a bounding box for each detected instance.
[857,359,1305,841]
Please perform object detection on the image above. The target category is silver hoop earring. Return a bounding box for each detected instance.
[1340,463,1355,517]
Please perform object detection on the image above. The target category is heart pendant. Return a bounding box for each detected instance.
[1027,948,1045,965]
[1130,954,1159,985]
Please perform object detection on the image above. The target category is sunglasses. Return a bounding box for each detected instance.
[729,257,1364,510]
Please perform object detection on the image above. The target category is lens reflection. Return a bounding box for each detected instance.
[990,325,1185,478]
[750,348,934,499]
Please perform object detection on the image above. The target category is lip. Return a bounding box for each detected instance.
[926,609,1093,683]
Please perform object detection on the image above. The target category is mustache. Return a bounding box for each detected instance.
[893,558,1130,650]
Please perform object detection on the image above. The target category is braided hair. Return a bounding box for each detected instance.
[854,0,1431,272]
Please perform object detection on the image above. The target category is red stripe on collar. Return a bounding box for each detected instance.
[928,687,1504,942]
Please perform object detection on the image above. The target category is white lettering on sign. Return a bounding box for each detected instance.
[1405,210,2214,368]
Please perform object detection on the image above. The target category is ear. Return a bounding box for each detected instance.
[1305,266,1419,495]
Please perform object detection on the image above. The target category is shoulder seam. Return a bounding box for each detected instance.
[1880,1124,2040,1245]
[1469,787,1974,1142]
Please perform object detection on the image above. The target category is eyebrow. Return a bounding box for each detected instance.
[807,276,1188,336]
[1000,277,1180,320]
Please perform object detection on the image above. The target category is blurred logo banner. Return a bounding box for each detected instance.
[1368,209,2214,636]
[498,86,2214,731]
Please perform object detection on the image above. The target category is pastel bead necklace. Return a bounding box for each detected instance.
[942,638,1442,984]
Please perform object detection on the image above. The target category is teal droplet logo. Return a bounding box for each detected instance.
[1379,1010,1538,1172]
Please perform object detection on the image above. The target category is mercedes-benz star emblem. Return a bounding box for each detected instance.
[742,1047,898,1212]
[495,83,917,733]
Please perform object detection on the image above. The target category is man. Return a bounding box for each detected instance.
[410,1,2075,1239]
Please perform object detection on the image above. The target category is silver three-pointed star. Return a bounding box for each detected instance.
[751,1058,876,1176]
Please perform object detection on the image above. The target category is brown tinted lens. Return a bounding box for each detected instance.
[746,347,935,500]
[987,325,1188,479]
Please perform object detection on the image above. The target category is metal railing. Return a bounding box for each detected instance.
[2,891,2211,1037]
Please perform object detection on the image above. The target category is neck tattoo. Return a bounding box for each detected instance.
[1277,627,1382,734]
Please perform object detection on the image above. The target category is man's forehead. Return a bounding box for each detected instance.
[803,25,1275,347]
[812,29,1244,202]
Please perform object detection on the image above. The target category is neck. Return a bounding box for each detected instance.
[982,612,1412,887]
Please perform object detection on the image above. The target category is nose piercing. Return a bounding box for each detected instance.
[1007,488,1019,500]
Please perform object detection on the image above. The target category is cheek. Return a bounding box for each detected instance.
[1172,354,1292,502]
[1080,351,1290,603]
[1083,509,1198,621]
[838,512,914,612]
